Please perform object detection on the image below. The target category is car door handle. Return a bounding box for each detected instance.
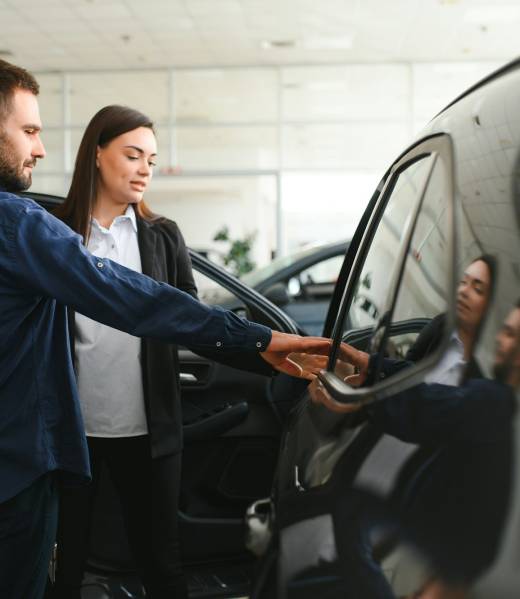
[180,372,198,383]
[184,401,249,442]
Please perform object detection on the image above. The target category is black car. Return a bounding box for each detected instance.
[242,241,349,336]
[202,241,348,337]
[247,58,520,599]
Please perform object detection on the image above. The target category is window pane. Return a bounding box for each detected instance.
[69,72,170,126]
[381,158,450,362]
[38,130,64,174]
[175,69,277,123]
[38,74,64,127]
[176,126,277,170]
[282,123,409,170]
[337,155,434,360]
[282,65,410,122]
[299,255,344,286]
[145,175,276,267]
[281,172,378,251]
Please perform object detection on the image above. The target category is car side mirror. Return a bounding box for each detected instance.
[264,282,291,307]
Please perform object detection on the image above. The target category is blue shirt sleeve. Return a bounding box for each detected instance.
[371,378,516,444]
[9,200,272,352]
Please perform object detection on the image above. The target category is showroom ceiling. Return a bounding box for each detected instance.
[0,0,518,72]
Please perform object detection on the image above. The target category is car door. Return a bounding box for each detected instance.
[269,134,459,599]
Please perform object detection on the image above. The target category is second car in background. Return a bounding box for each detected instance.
[201,240,348,336]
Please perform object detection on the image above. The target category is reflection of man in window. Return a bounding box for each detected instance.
[312,301,520,595]
[493,299,520,388]
[408,300,520,598]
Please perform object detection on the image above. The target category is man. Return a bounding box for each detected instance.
[0,59,330,599]
[403,303,520,599]
[493,299,520,388]
[311,302,520,595]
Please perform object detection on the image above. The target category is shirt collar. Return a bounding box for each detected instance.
[120,205,138,232]
[91,205,138,234]
[449,330,463,350]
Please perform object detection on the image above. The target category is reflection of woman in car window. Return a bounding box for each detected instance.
[406,255,496,384]
[50,106,279,599]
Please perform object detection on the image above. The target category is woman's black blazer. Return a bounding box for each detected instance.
[68,215,273,459]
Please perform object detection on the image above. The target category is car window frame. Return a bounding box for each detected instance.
[320,133,457,407]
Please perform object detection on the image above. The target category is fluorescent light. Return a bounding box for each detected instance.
[260,40,297,49]
[261,36,353,51]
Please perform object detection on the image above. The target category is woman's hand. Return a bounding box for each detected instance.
[337,342,370,387]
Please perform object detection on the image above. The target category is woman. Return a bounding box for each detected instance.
[406,254,497,383]
[328,255,497,393]
[50,105,318,599]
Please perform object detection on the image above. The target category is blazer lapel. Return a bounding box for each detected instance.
[137,217,157,278]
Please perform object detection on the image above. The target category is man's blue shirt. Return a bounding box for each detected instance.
[0,191,272,503]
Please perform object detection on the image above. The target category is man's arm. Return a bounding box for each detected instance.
[370,378,516,444]
[11,201,330,377]
[158,218,330,378]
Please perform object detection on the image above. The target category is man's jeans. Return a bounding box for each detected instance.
[0,473,58,599]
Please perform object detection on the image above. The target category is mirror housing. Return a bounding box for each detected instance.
[264,282,291,307]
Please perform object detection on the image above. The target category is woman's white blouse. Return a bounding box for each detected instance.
[76,206,148,437]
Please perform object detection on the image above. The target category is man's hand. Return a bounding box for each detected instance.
[308,341,370,413]
[260,331,331,380]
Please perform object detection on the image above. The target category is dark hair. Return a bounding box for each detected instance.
[465,254,498,344]
[471,254,498,305]
[0,59,39,124]
[54,105,159,242]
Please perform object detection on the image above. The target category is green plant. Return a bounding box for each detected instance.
[213,225,256,277]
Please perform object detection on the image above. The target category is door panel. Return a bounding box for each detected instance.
[178,267,288,563]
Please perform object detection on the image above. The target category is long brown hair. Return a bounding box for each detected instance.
[54,105,159,242]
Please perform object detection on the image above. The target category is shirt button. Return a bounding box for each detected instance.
[97,261,104,268]
[256,341,263,348]
[216,341,222,348]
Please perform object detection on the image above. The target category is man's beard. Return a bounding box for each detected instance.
[0,131,33,192]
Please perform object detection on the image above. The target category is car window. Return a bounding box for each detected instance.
[193,269,249,317]
[376,157,451,363]
[241,245,327,287]
[299,255,343,285]
[336,154,436,353]
[290,254,344,297]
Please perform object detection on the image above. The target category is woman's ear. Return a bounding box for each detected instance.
[96,146,101,168]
